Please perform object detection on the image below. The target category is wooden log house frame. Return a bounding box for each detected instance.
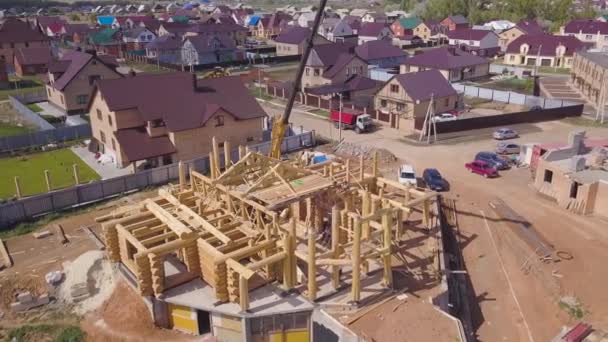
[100,138,438,311]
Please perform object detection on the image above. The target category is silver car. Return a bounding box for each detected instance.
[493,128,518,140]
[496,142,520,154]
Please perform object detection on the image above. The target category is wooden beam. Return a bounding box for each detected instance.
[144,200,196,240]
[351,217,362,302]
[226,258,255,279]
[116,224,147,251]
[140,231,177,246]
[239,275,249,311]
[176,204,231,244]
[219,239,276,262]
[247,251,287,271]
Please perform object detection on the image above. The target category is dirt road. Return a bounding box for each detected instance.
[262,100,608,341]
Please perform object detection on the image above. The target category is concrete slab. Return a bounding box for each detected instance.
[35,101,66,118]
[71,145,131,180]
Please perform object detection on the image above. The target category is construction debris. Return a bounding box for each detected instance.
[33,230,52,239]
[0,238,12,269]
[54,224,69,245]
[333,142,397,163]
[10,291,50,312]
[45,271,63,285]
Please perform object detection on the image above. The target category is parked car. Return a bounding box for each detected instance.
[465,160,498,178]
[493,127,518,140]
[422,168,448,191]
[475,151,510,170]
[432,113,457,123]
[398,164,417,186]
[496,142,521,155]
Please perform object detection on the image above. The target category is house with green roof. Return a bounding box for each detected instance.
[390,17,421,38]
[89,28,124,57]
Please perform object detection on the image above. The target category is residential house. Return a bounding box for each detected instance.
[68,24,96,47]
[533,130,608,218]
[122,27,157,52]
[560,19,608,51]
[145,35,182,64]
[400,46,490,82]
[301,42,367,89]
[499,20,544,52]
[32,16,66,33]
[114,16,157,29]
[255,12,292,39]
[46,51,122,114]
[413,20,446,43]
[447,29,500,57]
[570,51,608,104]
[355,40,407,68]
[349,9,369,18]
[184,23,249,46]
[305,75,382,107]
[97,16,116,26]
[482,20,515,32]
[342,15,362,35]
[13,46,53,76]
[391,17,421,38]
[158,22,192,36]
[440,15,469,31]
[386,10,408,22]
[358,23,393,45]
[273,26,330,56]
[361,12,387,24]
[89,28,124,56]
[504,34,586,68]
[0,18,49,65]
[297,12,316,28]
[181,35,242,66]
[318,18,356,43]
[88,73,266,169]
[374,69,458,130]
[45,22,66,37]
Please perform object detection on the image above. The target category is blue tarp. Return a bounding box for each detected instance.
[312,155,328,164]
[248,15,260,26]
[97,16,115,25]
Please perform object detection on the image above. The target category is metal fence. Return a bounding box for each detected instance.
[452,83,578,109]
[9,95,54,130]
[0,124,92,152]
[0,131,315,228]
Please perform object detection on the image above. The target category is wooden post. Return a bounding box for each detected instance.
[44,170,52,192]
[362,192,371,239]
[307,201,317,301]
[382,206,393,288]
[289,218,297,284]
[224,141,231,169]
[359,154,364,181]
[238,145,245,160]
[331,205,340,288]
[178,161,186,191]
[212,136,220,174]
[423,200,431,228]
[373,151,378,178]
[345,159,350,183]
[351,217,362,302]
[396,209,403,241]
[209,152,216,179]
[72,164,80,185]
[239,275,249,311]
[14,176,22,199]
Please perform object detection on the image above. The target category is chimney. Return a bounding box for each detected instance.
[567,130,586,155]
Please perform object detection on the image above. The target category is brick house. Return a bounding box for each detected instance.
[46,51,122,114]
[357,23,393,45]
[301,42,367,89]
[88,73,266,169]
[570,51,608,104]
[400,47,490,82]
[413,20,446,43]
[390,17,421,38]
[273,26,330,56]
[560,19,608,51]
[0,18,49,66]
[447,29,500,57]
[499,20,543,51]
[504,34,586,68]
[440,15,469,31]
[374,69,458,130]
[13,46,53,76]
[181,35,242,66]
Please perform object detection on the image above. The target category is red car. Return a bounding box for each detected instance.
[465,160,498,178]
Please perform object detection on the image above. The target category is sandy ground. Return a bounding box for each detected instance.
[267,100,608,341]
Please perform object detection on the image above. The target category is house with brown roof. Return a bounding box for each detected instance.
[413,20,446,43]
[560,19,608,51]
[88,73,266,169]
[499,20,543,51]
[46,51,122,114]
[400,47,490,82]
[374,69,458,130]
[505,34,586,68]
[254,12,292,39]
[355,40,407,68]
[357,22,393,45]
[447,29,500,57]
[0,18,49,65]
[273,26,330,56]
[145,34,182,64]
[181,35,242,66]
[13,46,53,76]
[440,15,469,31]
[302,42,367,89]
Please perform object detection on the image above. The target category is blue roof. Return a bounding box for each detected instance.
[97,16,115,25]
[248,15,260,26]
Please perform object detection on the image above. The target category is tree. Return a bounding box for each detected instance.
[69,13,81,22]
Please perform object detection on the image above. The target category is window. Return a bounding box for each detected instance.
[76,94,88,105]
[88,75,101,85]
[543,169,553,183]
[108,115,113,126]
[111,138,116,150]
[380,99,387,107]
[313,68,320,76]
[390,84,399,93]
[246,137,254,142]
[97,109,102,120]
[585,34,593,40]
[215,115,224,127]
[151,119,165,127]
[305,67,310,76]
[25,42,29,47]
[218,142,224,148]
[509,55,515,61]
[444,98,450,106]
[60,95,64,104]
[396,103,404,111]
[100,131,106,143]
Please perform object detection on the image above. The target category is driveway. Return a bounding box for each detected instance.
[261,100,608,342]
[35,101,66,118]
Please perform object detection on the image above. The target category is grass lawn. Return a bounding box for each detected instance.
[266,68,297,81]
[27,103,43,112]
[488,77,534,94]
[0,149,100,199]
[0,122,33,137]
[249,87,273,101]
[0,76,45,101]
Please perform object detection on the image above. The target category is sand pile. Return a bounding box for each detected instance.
[59,250,117,315]
[334,142,397,164]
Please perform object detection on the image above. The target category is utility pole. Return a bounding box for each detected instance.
[418,94,436,143]
[338,92,343,142]
[597,73,607,124]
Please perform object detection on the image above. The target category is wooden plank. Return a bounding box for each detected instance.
[0,238,12,268]
[140,231,177,246]
[226,258,255,279]
[144,200,196,240]
[247,251,287,271]
[175,204,231,244]
[116,224,147,251]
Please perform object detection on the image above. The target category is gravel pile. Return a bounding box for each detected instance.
[334,142,397,164]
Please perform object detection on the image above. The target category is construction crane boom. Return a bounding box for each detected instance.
[269,0,329,159]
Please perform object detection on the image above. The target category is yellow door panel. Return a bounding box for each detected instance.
[168,304,198,334]
[285,330,309,342]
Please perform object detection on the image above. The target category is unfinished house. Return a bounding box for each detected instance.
[534,131,608,218]
[99,138,440,340]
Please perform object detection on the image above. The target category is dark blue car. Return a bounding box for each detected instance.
[474,152,510,170]
[422,168,448,192]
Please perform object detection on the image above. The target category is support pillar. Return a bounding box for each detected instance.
[239,275,249,311]
[382,206,393,288]
[423,200,431,229]
[351,217,362,302]
[307,200,317,301]
[224,141,231,168]
[178,161,186,191]
[331,205,341,288]
[362,191,371,239]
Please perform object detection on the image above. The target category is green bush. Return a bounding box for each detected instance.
[56,326,86,342]
[40,114,63,124]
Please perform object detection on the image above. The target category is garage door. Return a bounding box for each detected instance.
[169,304,198,334]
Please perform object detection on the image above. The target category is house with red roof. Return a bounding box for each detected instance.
[413,20,446,44]
[357,22,392,45]
[273,26,330,56]
[87,73,266,169]
[13,46,53,76]
[447,28,500,57]
[505,34,586,68]
[45,22,66,37]
[0,18,49,65]
[499,20,544,51]
[46,50,122,114]
[374,69,458,130]
[560,19,608,51]
[400,46,490,81]
[440,15,469,31]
